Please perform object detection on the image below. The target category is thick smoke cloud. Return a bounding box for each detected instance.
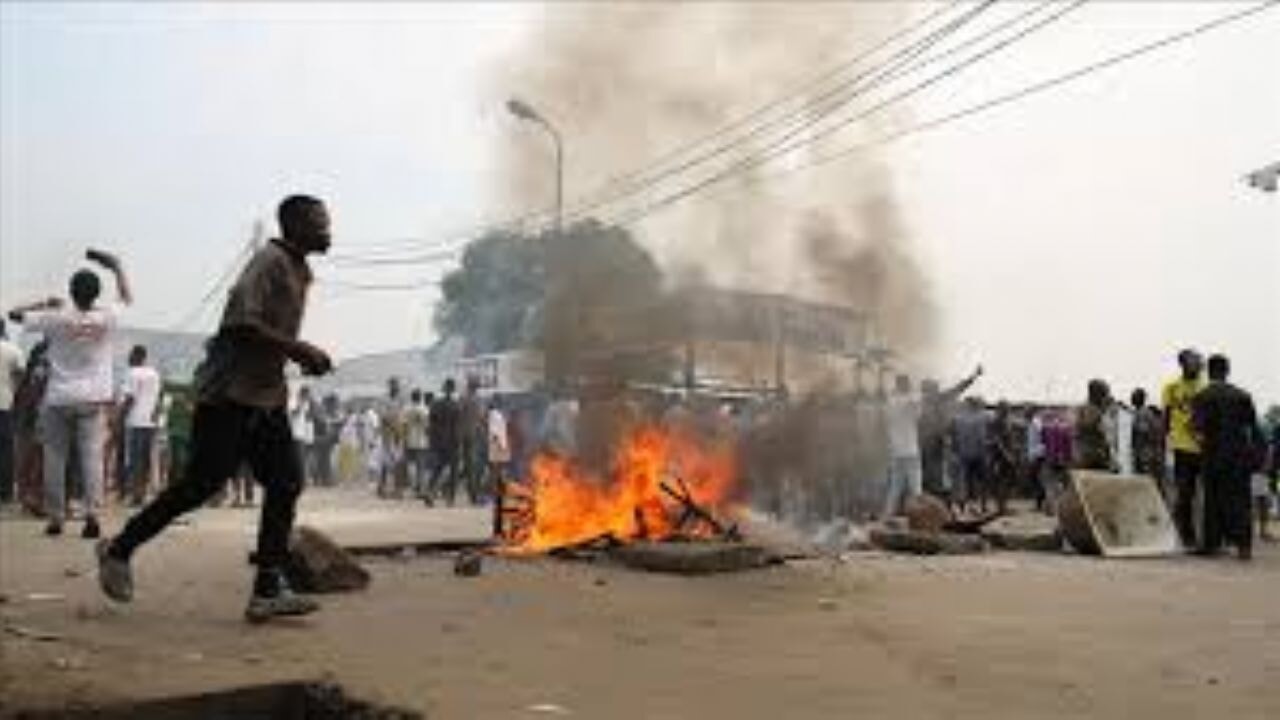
[491,1,937,375]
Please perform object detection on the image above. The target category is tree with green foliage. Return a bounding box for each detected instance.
[433,219,670,382]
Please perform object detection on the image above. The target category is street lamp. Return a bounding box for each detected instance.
[508,97,569,388]
[507,97,564,234]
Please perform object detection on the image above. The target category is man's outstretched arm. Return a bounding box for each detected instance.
[940,365,984,403]
[6,297,63,323]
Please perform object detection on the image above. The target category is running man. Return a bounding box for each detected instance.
[97,195,334,623]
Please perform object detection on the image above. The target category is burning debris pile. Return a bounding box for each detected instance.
[499,425,740,554]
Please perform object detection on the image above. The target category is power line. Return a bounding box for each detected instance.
[168,224,261,332]
[304,1,1276,304]
[611,0,1090,227]
[560,1,971,215]
[315,278,444,292]
[323,2,1024,292]
[325,247,460,267]
[765,1,1280,187]
[562,0,1001,226]
[316,1,1086,296]
[326,2,983,264]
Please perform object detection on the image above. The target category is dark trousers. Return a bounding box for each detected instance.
[1172,451,1202,548]
[124,427,156,504]
[460,437,486,504]
[431,448,460,504]
[0,410,12,503]
[1202,458,1252,554]
[921,445,947,499]
[113,402,302,579]
[960,457,987,506]
[1027,457,1046,507]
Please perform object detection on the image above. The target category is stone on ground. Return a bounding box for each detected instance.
[980,514,1063,552]
[285,526,372,594]
[453,551,484,577]
[903,494,952,533]
[869,527,988,555]
[608,541,779,574]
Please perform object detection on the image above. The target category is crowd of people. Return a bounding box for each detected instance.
[286,376,515,515]
[4,306,1276,564]
[0,195,1276,627]
[875,350,1278,561]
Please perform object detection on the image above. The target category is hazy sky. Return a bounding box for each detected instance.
[2,2,1277,404]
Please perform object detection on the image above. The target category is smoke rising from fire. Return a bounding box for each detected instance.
[492,1,938,369]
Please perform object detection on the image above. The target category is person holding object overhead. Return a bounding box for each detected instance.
[6,249,132,539]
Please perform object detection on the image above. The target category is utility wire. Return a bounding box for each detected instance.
[560,1,1000,225]
[325,2,979,264]
[611,0,1089,227]
[320,0,1077,290]
[795,0,1280,175]
[311,1,1275,300]
[168,238,255,332]
[618,0,1277,227]
[325,248,460,267]
[320,2,1015,290]
[315,278,444,292]
[562,1,970,214]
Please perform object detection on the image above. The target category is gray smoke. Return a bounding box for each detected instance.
[491,2,942,522]
[490,1,938,370]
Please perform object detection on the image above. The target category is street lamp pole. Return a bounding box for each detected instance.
[508,97,568,388]
[507,98,564,233]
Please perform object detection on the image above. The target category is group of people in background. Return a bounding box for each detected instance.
[1056,349,1272,559]
[0,317,191,530]
[290,375,517,518]
[879,349,1277,561]
[0,226,1275,590]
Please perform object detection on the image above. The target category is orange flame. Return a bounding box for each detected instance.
[506,424,738,552]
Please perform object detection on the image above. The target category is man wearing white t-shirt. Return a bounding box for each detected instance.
[7,250,132,538]
[289,386,315,487]
[883,373,924,519]
[121,345,162,506]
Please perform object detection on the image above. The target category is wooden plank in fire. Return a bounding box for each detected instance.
[659,479,740,542]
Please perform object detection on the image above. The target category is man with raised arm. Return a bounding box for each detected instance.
[7,250,132,538]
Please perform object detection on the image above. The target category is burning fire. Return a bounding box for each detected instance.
[504,424,739,553]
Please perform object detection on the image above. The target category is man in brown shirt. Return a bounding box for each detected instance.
[97,195,334,623]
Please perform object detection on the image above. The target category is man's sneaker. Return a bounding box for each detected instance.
[82,517,101,540]
[96,539,134,603]
[244,589,320,624]
[44,521,63,537]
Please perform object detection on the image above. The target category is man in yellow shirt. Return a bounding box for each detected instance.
[1162,349,1206,549]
